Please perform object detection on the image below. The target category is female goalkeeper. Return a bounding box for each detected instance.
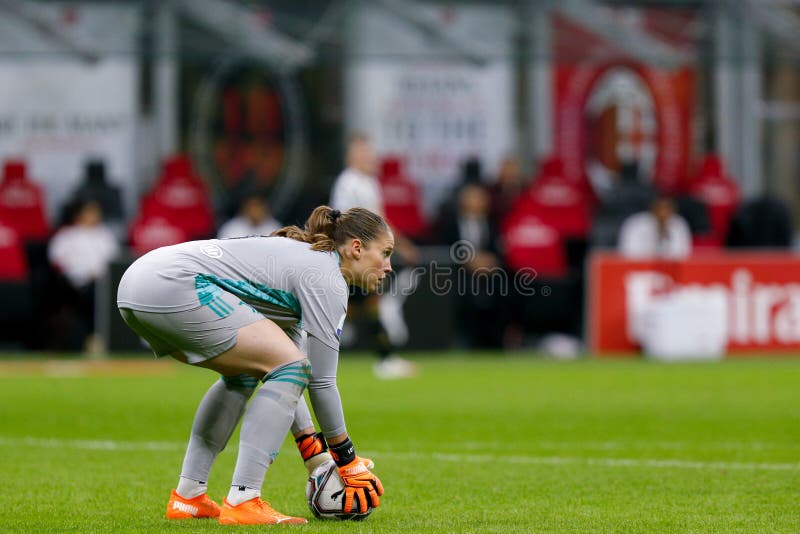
[117,206,388,525]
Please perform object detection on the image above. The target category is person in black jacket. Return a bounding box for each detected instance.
[726,195,794,249]
[437,183,506,348]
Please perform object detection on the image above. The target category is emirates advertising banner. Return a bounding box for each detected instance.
[0,4,139,220]
[552,9,696,195]
[346,4,514,215]
[589,253,800,355]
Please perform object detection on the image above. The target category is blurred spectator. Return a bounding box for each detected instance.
[69,159,124,221]
[689,154,741,247]
[47,199,119,350]
[726,195,793,249]
[49,200,119,289]
[378,157,428,243]
[439,183,498,257]
[0,159,49,243]
[590,160,656,249]
[434,156,487,244]
[461,157,484,186]
[618,196,691,259]
[217,193,281,239]
[330,133,383,215]
[67,159,126,241]
[330,132,418,378]
[674,195,712,244]
[438,183,506,348]
[488,155,524,227]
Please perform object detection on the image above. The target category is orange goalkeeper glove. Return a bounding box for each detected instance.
[329,437,384,514]
[337,457,383,514]
[295,432,327,461]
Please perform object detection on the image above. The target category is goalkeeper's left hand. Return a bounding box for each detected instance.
[337,456,384,514]
[329,437,383,514]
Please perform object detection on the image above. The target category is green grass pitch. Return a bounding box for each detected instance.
[0,353,798,533]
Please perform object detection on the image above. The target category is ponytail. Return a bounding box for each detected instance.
[271,205,387,252]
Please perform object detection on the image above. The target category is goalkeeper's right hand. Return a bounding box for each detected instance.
[336,457,384,514]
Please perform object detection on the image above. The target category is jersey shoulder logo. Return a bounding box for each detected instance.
[200,244,223,258]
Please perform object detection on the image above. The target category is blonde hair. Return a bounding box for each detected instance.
[271,205,388,252]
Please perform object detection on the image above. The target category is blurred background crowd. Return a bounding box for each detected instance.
[0,0,797,357]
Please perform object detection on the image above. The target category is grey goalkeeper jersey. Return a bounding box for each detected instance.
[118,236,351,436]
[117,236,348,350]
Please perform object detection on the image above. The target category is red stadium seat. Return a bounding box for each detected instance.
[143,154,215,240]
[501,212,567,278]
[0,220,28,281]
[129,215,189,257]
[689,154,740,247]
[519,156,591,239]
[379,157,428,241]
[0,218,32,340]
[0,160,49,242]
[500,157,590,278]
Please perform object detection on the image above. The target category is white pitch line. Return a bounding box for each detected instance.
[0,436,184,451]
[1,436,797,472]
[366,451,800,472]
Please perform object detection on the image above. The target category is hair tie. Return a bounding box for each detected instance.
[329,209,342,223]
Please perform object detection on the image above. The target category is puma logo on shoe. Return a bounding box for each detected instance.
[166,490,221,520]
[172,501,199,516]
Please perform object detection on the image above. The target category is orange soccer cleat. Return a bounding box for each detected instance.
[165,489,221,519]
[218,497,308,525]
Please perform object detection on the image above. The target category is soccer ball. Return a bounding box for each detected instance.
[305,460,372,521]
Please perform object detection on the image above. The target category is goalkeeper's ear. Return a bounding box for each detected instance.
[344,238,365,260]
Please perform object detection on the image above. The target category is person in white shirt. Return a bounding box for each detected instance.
[330,133,419,379]
[618,196,692,259]
[330,135,384,215]
[49,200,119,289]
[48,199,120,350]
[218,194,282,239]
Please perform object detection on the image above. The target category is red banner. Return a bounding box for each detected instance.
[554,64,694,194]
[552,10,696,194]
[589,252,800,355]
